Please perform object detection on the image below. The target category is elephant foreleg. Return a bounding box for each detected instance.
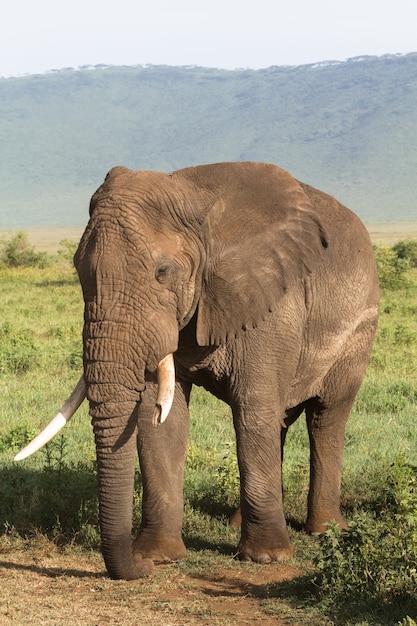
[133,380,190,564]
[234,408,293,563]
[228,405,304,530]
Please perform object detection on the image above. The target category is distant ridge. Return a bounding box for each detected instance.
[1,53,416,228]
[1,52,411,78]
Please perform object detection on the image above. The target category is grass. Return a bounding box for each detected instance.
[0,247,417,624]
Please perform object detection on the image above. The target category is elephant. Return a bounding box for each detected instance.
[16,161,379,580]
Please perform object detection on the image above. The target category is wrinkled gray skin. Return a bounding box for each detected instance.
[74,162,379,580]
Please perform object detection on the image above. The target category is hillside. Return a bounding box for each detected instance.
[1,53,417,228]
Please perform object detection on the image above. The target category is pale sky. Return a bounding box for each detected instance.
[1,0,416,77]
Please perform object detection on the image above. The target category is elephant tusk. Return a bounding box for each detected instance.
[14,375,87,461]
[152,353,176,426]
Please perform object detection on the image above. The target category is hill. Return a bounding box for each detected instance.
[1,54,417,228]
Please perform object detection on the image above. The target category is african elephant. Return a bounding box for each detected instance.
[17,161,379,580]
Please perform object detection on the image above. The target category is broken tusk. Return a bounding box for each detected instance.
[14,375,87,461]
[152,353,175,426]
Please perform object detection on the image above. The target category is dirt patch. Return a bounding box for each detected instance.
[0,537,304,625]
[187,565,301,625]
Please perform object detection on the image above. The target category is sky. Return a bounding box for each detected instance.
[1,0,416,77]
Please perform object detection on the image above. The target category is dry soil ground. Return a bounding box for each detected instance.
[0,535,303,625]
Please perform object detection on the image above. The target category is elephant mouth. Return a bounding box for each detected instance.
[13,353,176,461]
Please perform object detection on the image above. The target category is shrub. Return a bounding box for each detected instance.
[373,242,409,289]
[393,239,417,268]
[0,231,49,268]
[314,457,417,606]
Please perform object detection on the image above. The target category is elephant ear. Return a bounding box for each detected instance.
[182,162,329,346]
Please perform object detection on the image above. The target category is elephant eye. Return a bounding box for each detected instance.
[155,264,171,283]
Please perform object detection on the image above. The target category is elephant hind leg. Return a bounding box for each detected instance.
[305,396,351,534]
[304,326,375,534]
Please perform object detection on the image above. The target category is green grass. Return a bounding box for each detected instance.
[1,259,417,624]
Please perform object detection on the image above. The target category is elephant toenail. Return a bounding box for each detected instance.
[257,554,272,564]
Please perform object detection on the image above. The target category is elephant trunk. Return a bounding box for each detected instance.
[84,328,176,579]
[94,426,153,579]
[15,319,177,578]
[86,365,150,579]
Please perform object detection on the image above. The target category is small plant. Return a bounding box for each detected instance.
[0,231,49,268]
[58,238,78,267]
[385,456,417,546]
[186,441,217,471]
[215,443,240,508]
[67,341,83,370]
[399,618,417,626]
[393,323,414,346]
[0,322,39,374]
[0,424,38,453]
[42,435,69,475]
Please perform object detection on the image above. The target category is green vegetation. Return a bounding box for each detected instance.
[1,53,417,228]
[0,231,50,268]
[373,241,410,289]
[313,457,417,619]
[393,238,417,267]
[0,237,416,624]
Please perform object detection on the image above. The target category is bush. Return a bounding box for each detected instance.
[373,242,409,289]
[0,231,49,268]
[57,238,78,267]
[392,239,417,268]
[314,457,417,607]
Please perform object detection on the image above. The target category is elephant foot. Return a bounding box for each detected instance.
[131,556,154,579]
[133,532,187,564]
[305,509,348,534]
[102,541,154,580]
[237,538,294,564]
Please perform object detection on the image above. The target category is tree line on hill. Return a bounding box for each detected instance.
[1,53,417,228]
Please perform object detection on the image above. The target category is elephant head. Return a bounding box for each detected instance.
[16,162,329,579]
